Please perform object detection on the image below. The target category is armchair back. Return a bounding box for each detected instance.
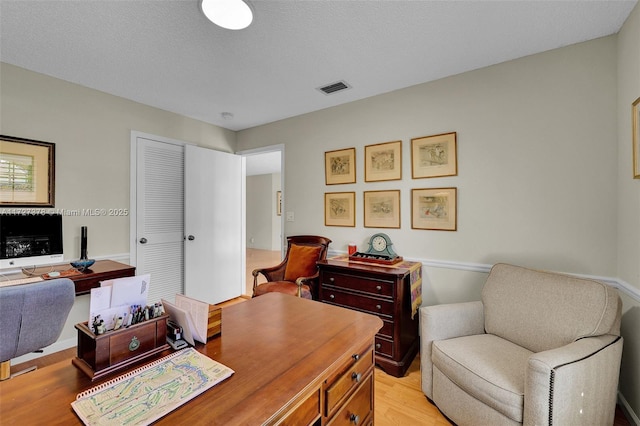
[482,263,621,353]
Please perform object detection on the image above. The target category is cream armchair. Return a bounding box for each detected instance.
[420,263,623,426]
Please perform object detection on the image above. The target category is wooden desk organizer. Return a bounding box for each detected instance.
[72,314,170,381]
[207,305,222,339]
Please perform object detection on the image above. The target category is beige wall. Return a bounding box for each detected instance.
[617,2,640,421]
[238,36,619,276]
[0,62,236,354]
[238,30,640,420]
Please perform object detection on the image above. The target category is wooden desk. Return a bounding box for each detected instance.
[0,293,382,425]
[3,260,135,295]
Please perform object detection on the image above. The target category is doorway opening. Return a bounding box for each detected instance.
[239,145,284,296]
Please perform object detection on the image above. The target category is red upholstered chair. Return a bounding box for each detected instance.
[252,235,331,299]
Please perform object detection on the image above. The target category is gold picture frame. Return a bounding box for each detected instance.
[364,140,402,182]
[325,192,356,227]
[364,190,400,229]
[325,148,356,185]
[411,187,457,231]
[0,135,55,207]
[411,132,457,179]
[633,97,640,179]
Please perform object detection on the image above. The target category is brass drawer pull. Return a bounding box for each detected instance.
[352,353,360,361]
[376,285,382,291]
[129,336,140,351]
[376,304,381,310]
[329,294,335,299]
[329,277,335,282]
[350,413,360,425]
[351,372,362,382]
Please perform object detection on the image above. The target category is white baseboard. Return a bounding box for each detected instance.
[619,392,640,426]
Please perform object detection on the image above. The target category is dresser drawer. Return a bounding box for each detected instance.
[109,322,157,365]
[322,287,394,317]
[326,349,374,414]
[327,374,373,426]
[375,336,394,358]
[322,271,394,298]
[378,318,394,339]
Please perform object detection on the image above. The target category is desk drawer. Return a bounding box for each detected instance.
[322,287,394,317]
[327,374,373,426]
[326,349,373,414]
[322,271,393,298]
[109,322,157,365]
[279,388,320,426]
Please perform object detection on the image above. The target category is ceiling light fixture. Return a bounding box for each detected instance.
[200,0,253,30]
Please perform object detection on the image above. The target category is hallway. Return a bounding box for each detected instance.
[245,248,281,296]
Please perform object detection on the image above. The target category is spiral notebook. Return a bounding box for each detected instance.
[71,348,234,425]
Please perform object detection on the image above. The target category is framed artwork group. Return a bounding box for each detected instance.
[323,132,458,231]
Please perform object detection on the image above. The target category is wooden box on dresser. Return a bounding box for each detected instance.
[318,258,420,378]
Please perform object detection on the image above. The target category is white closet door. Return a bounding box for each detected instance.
[184,145,245,305]
[135,137,185,303]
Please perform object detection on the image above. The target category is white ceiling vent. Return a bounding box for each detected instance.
[317,80,351,95]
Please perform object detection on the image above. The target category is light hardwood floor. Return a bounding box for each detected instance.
[245,248,282,296]
[375,355,451,425]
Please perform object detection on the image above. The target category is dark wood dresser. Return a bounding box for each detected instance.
[318,257,420,377]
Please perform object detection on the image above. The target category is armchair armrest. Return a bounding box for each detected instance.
[295,272,320,296]
[252,264,286,293]
[525,334,623,426]
[420,301,485,399]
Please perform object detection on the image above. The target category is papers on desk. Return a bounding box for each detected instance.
[89,274,150,331]
[162,294,210,345]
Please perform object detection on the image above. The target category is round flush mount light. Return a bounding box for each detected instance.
[200,0,253,30]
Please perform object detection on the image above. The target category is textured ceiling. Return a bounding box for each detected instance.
[1,0,637,131]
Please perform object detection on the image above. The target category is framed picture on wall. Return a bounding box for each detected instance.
[633,97,640,179]
[411,187,457,231]
[411,132,457,179]
[325,192,356,227]
[363,190,400,229]
[364,140,402,182]
[0,135,55,207]
[325,148,356,185]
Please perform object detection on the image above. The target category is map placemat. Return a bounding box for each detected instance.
[71,348,234,425]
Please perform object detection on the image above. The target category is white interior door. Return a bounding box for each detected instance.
[184,145,245,304]
[132,136,185,303]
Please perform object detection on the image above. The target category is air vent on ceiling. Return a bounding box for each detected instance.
[317,80,351,95]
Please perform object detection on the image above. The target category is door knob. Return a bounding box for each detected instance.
[139,237,147,244]
[187,235,195,241]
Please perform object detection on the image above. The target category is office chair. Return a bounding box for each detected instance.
[252,235,331,299]
[0,278,75,380]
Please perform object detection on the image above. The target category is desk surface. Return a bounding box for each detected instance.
[0,293,382,425]
[1,260,135,295]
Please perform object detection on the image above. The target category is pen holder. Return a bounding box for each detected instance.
[72,314,170,381]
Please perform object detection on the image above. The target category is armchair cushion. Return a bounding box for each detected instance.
[283,244,322,281]
[252,281,312,299]
[433,334,533,423]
